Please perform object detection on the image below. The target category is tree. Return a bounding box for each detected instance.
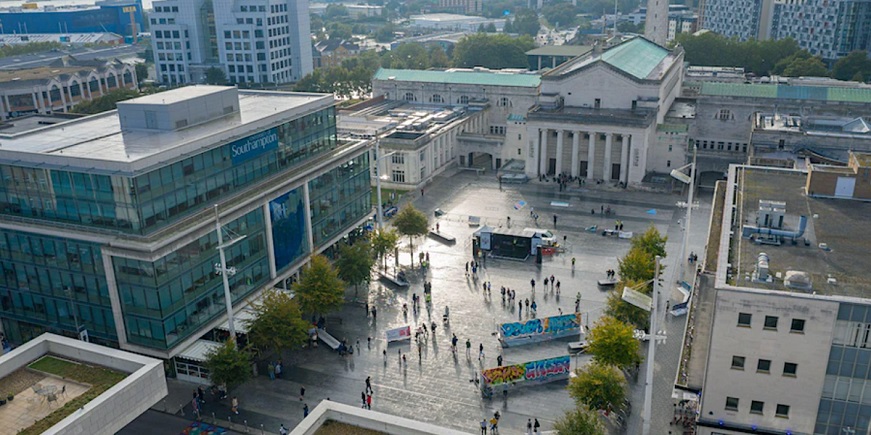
[605,281,649,329]
[336,240,375,296]
[782,56,829,77]
[554,407,606,435]
[630,225,667,259]
[568,362,627,411]
[134,63,149,84]
[371,229,400,269]
[72,89,141,114]
[325,4,349,19]
[245,290,310,357]
[293,254,346,315]
[374,23,398,43]
[587,316,642,370]
[392,205,428,268]
[205,66,228,85]
[617,246,655,284]
[673,33,807,76]
[429,45,450,68]
[452,33,535,69]
[832,51,871,82]
[542,3,580,28]
[204,339,251,391]
[511,9,541,36]
[0,41,62,59]
[485,23,497,33]
[382,43,430,69]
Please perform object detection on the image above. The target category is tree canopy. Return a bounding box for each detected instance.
[336,240,375,295]
[568,362,627,411]
[452,33,535,69]
[246,290,310,357]
[554,407,606,435]
[204,339,251,391]
[392,205,428,268]
[674,32,807,76]
[134,63,149,84]
[541,3,581,28]
[508,9,540,36]
[630,225,667,259]
[0,42,62,59]
[587,316,642,370]
[605,280,650,329]
[293,254,346,315]
[831,51,871,82]
[205,66,228,85]
[72,89,143,114]
[371,229,400,269]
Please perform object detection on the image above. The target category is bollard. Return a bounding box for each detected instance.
[163,399,168,412]
[228,416,232,425]
[179,404,185,417]
[212,412,216,424]
[244,420,249,433]
[260,424,265,434]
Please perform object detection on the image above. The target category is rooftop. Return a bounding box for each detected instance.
[409,13,497,22]
[698,82,871,104]
[373,68,541,88]
[0,32,122,44]
[729,167,871,298]
[528,105,657,128]
[0,86,333,175]
[526,45,592,57]
[546,36,677,81]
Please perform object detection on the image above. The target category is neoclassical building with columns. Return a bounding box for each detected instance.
[525,37,685,185]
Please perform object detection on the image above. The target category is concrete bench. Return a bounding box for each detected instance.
[428,230,456,244]
[317,328,340,350]
[378,271,409,287]
[597,279,618,288]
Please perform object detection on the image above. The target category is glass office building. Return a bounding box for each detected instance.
[0,86,371,357]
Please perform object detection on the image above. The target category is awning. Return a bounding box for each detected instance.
[216,309,256,334]
[176,339,221,363]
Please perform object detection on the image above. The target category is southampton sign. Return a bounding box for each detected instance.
[230,128,279,164]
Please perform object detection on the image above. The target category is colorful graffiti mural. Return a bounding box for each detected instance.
[498,313,581,346]
[480,355,572,397]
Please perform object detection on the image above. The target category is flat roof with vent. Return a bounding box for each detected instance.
[0,86,333,176]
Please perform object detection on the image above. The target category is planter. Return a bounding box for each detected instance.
[0,399,7,406]
[6,395,12,402]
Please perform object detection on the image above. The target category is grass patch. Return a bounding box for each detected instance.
[21,355,126,435]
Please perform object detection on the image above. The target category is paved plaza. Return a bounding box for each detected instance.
[162,169,712,434]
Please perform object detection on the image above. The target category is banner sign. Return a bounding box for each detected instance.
[498,313,581,347]
[230,127,279,164]
[386,325,412,343]
[480,355,571,397]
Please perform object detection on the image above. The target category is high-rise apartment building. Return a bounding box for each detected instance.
[0,86,371,359]
[149,0,313,86]
[700,0,871,62]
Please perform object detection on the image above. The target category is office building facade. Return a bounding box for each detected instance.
[150,0,313,86]
[0,86,370,358]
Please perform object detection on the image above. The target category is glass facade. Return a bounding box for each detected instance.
[309,153,371,247]
[816,303,871,434]
[0,230,116,344]
[269,187,309,273]
[0,107,337,235]
[114,208,269,349]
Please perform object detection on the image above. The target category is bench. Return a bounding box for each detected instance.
[317,328,340,350]
[428,230,456,244]
[597,279,618,288]
[378,271,409,287]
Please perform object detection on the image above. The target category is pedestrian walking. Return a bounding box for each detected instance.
[465,262,470,276]
[530,278,535,291]
[366,393,373,409]
[465,339,472,358]
[526,418,533,435]
[518,300,523,314]
[231,396,239,415]
[267,362,275,380]
[452,333,458,352]
[549,275,555,289]
[543,277,549,289]
[365,375,372,394]
[361,391,367,408]
[497,354,503,366]
[553,214,558,227]
[371,306,377,321]
[275,360,282,379]
[555,280,561,294]
[481,419,488,435]
[279,424,289,435]
[383,349,387,363]
[303,403,309,418]
[299,386,306,401]
[478,343,485,360]
[533,418,541,433]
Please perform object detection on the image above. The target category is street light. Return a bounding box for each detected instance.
[213,205,246,345]
[641,255,665,435]
[671,145,698,282]
[373,136,396,229]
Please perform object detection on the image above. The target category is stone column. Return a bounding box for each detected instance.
[603,133,613,181]
[620,134,630,184]
[555,129,564,175]
[539,128,548,175]
[586,132,595,179]
[571,130,580,177]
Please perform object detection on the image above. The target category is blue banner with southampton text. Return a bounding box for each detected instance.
[230,128,279,165]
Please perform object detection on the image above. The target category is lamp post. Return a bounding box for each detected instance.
[670,145,698,282]
[375,136,385,229]
[213,205,246,345]
[641,255,663,435]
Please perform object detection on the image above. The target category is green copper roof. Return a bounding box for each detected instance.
[601,38,670,80]
[373,68,541,88]
[699,82,871,103]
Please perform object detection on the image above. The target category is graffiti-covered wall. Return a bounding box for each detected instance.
[480,355,571,397]
[498,313,581,346]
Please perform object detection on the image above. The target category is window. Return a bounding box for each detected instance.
[431,94,443,103]
[666,160,671,167]
[459,95,469,104]
[764,315,779,330]
[783,362,797,376]
[391,170,405,183]
[717,109,733,121]
[791,319,805,333]
[757,359,771,373]
[404,92,415,102]
[498,97,510,107]
[775,404,789,418]
[738,312,752,326]
[725,397,739,411]
[594,98,601,109]
[391,153,405,164]
[750,400,764,414]
[731,355,746,370]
